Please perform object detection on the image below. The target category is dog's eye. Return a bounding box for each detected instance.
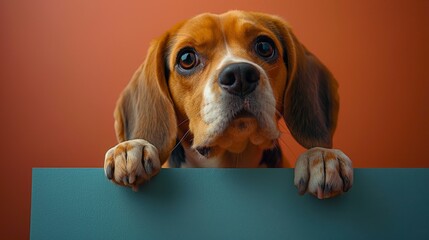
[256,42,273,57]
[254,37,276,60]
[177,49,198,70]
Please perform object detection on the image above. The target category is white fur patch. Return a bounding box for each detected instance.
[201,48,278,145]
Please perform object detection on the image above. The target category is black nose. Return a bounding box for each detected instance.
[218,63,260,97]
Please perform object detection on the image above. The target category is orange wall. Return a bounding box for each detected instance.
[1,0,428,238]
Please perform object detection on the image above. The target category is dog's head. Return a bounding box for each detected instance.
[114,11,339,162]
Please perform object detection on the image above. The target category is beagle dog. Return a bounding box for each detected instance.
[104,11,353,199]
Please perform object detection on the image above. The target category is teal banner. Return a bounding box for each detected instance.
[31,168,429,239]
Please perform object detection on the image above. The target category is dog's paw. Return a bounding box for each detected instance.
[294,147,353,199]
[104,139,160,191]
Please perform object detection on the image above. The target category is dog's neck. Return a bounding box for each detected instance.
[168,140,282,168]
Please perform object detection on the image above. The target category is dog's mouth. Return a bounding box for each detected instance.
[232,109,255,119]
[193,109,258,157]
[194,94,280,157]
[195,108,269,157]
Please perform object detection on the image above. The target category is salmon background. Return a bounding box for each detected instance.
[1,0,428,238]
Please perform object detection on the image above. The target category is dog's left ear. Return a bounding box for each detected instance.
[254,13,339,148]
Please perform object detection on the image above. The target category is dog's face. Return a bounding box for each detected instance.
[168,12,287,157]
[113,10,339,164]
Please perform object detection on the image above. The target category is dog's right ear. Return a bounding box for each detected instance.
[113,31,177,163]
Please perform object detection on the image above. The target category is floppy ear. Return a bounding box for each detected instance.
[254,13,339,148]
[113,32,177,163]
[281,25,339,149]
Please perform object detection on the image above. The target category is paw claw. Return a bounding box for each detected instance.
[128,175,136,185]
[297,178,307,195]
[343,176,351,192]
[143,158,154,175]
[122,176,129,185]
[323,184,333,195]
[317,188,324,199]
[105,164,114,180]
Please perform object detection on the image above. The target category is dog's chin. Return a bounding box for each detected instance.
[214,117,274,152]
[193,110,280,156]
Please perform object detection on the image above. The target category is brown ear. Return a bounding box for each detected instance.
[114,32,177,163]
[281,25,339,149]
[253,13,339,149]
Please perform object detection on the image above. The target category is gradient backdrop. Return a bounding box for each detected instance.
[1,0,428,238]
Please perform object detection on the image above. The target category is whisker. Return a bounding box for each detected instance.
[202,98,220,107]
[170,129,191,154]
[274,109,284,119]
[277,130,299,161]
[177,118,190,127]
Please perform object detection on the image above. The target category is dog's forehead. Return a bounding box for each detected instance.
[173,13,223,48]
[173,12,270,47]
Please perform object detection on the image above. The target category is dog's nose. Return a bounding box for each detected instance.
[218,63,260,97]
